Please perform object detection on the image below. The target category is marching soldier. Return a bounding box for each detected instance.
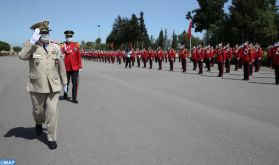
[136,48,141,67]
[131,48,136,66]
[164,49,168,63]
[148,47,154,69]
[197,45,204,74]
[242,43,252,80]
[125,48,132,68]
[168,48,176,71]
[142,48,148,68]
[117,50,121,64]
[191,46,198,70]
[225,44,232,73]
[234,45,240,71]
[267,45,273,68]
[205,45,211,72]
[254,44,263,72]
[179,46,189,72]
[157,47,164,70]
[216,44,225,77]
[18,20,67,149]
[61,30,82,104]
[273,43,279,85]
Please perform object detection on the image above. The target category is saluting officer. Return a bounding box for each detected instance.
[61,30,82,104]
[18,20,67,149]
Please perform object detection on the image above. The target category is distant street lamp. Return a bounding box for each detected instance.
[97,25,101,38]
[97,25,101,50]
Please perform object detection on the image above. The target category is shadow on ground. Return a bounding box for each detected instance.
[3,127,49,147]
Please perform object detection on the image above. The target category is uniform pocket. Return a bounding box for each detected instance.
[52,73,59,80]
[29,73,40,79]
[32,53,42,59]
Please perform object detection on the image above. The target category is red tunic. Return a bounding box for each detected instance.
[157,49,164,60]
[216,48,224,63]
[168,49,176,59]
[273,46,279,65]
[62,42,82,71]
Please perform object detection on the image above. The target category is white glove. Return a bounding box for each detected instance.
[30,28,41,45]
[64,85,68,93]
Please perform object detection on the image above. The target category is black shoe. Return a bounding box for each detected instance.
[48,141,57,150]
[63,93,68,100]
[72,100,79,104]
[35,124,43,136]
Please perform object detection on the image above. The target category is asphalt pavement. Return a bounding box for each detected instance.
[0,56,278,165]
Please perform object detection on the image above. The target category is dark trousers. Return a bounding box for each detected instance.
[118,58,121,64]
[198,61,203,74]
[192,59,197,70]
[239,59,243,69]
[169,58,174,71]
[254,59,261,72]
[66,70,79,101]
[137,57,141,67]
[243,62,250,80]
[235,59,239,71]
[218,62,224,77]
[225,60,231,73]
[275,65,279,84]
[125,57,131,68]
[149,59,153,69]
[249,62,254,76]
[158,59,162,70]
[211,58,214,67]
[181,59,186,72]
[205,58,211,71]
[267,57,272,68]
[143,59,147,68]
[112,57,115,64]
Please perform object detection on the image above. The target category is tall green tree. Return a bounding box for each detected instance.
[229,0,278,47]
[139,11,151,48]
[171,30,178,50]
[129,14,140,47]
[96,38,101,50]
[178,30,203,49]
[156,29,165,49]
[12,46,22,53]
[106,12,150,50]
[0,41,11,51]
[164,29,169,50]
[191,0,228,32]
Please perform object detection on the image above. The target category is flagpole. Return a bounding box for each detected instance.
[188,19,192,57]
[190,34,192,57]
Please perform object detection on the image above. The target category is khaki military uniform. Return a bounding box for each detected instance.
[18,41,67,141]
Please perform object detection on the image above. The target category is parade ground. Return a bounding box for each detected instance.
[0,56,279,165]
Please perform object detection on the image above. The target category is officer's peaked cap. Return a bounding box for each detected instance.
[30,20,51,32]
[64,30,74,36]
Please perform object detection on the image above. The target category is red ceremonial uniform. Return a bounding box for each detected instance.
[62,42,82,71]
[157,49,164,70]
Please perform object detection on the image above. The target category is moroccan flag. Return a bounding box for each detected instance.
[188,19,192,39]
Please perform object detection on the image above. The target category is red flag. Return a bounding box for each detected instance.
[188,19,192,39]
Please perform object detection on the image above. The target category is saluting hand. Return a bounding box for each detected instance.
[30,28,41,45]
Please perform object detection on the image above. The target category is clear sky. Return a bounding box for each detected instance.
[0,0,229,47]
